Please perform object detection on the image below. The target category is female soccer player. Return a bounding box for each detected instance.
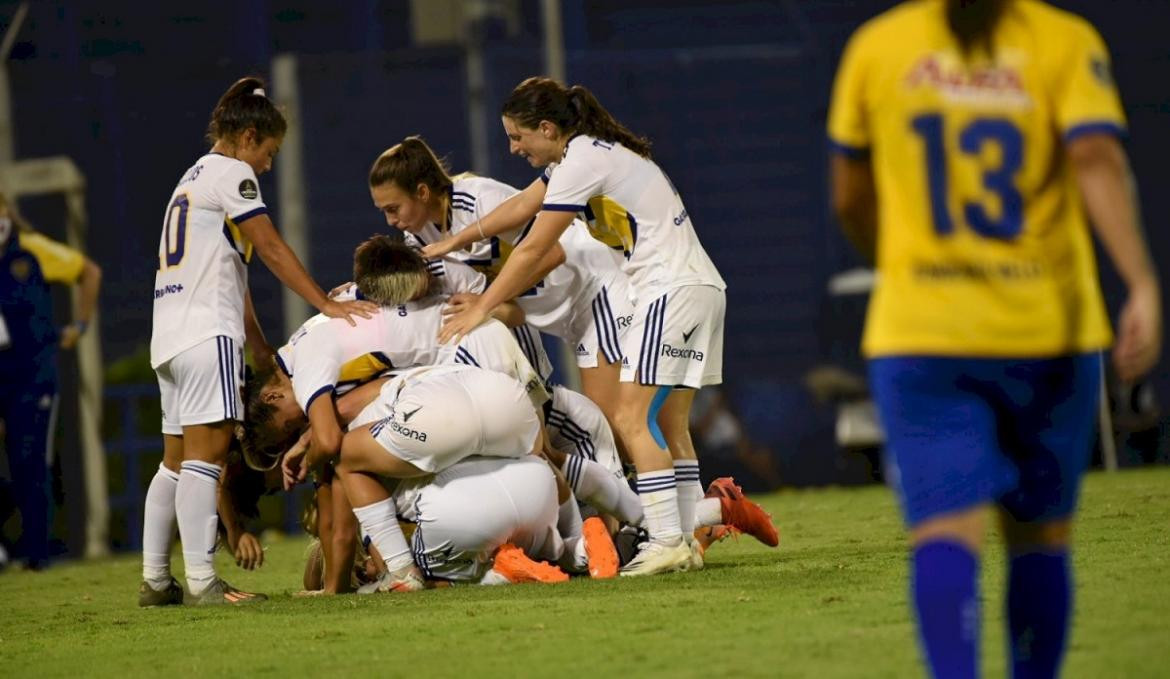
[441,78,773,576]
[141,76,376,606]
[368,136,632,450]
[828,1,1161,676]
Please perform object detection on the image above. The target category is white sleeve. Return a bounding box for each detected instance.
[289,330,342,412]
[543,149,605,211]
[438,258,487,294]
[213,161,269,223]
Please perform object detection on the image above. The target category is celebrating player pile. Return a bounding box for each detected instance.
[140,74,779,607]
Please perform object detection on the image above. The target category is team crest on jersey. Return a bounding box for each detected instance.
[238,179,259,200]
[1090,56,1113,87]
[10,258,30,282]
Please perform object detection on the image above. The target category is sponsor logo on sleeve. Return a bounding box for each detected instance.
[238,179,259,200]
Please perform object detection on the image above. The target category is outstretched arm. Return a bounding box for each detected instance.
[421,177,547,258]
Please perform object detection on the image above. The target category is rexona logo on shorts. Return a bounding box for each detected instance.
[238,179,259,200]
[659,343,704,362]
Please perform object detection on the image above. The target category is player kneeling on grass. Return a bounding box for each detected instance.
[284,364,618,591]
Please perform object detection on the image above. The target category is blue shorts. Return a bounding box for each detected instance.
[868,353,1101,527]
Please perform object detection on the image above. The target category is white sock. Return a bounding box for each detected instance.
[142,463,180,589]
[557,496,583,539]
[696,497,723,527]
[176,461,222,595]
[479,569,511,586]
[635,470,682,545]
[561,455,644,524]
[674,460,702,535]
[352,498,413,573]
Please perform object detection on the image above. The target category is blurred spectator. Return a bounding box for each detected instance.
[0,191,101,569]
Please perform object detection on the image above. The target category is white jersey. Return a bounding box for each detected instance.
[541,135,726,306]
[150,153,267,368]
[404,175,627,339]
[276,299,450,412]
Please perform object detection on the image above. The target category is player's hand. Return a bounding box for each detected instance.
[438,302,491,345]
[282,442,309,491]
[321,299,379,327]
[421,239,458,259]
[1114,279,1162,382]
[232,531,265,570]
[59,323,82,350]
[441,292,481,317]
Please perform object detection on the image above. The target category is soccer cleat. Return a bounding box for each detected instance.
[582,517,619,578]
[138,578,185,607]
[356,566,427,594]
[492,544,569,584]
[687,538,705,570]
[618,538,693,577]
[693,524,737,553]
[705,477,779,547]
[184,578,267,605]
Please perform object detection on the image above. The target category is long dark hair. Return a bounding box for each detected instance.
[368,135,454,194]
[501,77,652,158]
[206,76,287,145]
[946,0,1008,57]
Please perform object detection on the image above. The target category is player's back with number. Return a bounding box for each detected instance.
[150,153,265,368]
[828,0,1123,357]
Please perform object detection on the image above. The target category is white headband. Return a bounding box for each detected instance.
[252,88,266,97]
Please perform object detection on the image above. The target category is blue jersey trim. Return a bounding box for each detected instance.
[275,353,292,378]
[827,137,871,160]
[542,203,585,212]
[1063,121,1127,145]
[232,206,269,224]
[304,384,334,411]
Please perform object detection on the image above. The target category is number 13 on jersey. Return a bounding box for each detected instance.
[911,114,1024,240]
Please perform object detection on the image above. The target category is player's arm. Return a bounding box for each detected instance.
[1068,133,1162,380]
[830,153,877,263]
[59,255,102,350]
[303,393,345,469]
[439,209,576,343]
[243,286,274,366]
[217,470,264,570]
[236,213,378,326]
[334,377,390,426]
[421,177,547,258]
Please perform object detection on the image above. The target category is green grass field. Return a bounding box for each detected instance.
[2,467,1167,678]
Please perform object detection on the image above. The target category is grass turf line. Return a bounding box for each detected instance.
[0,467,1167,678]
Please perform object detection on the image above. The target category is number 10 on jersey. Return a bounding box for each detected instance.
[159,194,189,270]
[911,114,1024,240]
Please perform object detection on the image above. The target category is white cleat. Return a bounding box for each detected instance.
[687,538,705,571]
[356,566,426,594]
[618,539,693,577]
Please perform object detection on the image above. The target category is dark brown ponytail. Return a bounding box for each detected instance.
[206,76,287,145]
[502,77,652,158]
[946,0,1008,57]
[368,135,454,194]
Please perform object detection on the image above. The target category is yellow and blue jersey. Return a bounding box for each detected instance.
[828,0,1123,358]
[0,231,84,385]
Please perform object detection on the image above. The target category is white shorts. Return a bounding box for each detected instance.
[574,278,634,369]
[368,366,540,473]
[156,335,243,435]
[401,456,562,582]
[440,317,551,409]
[619,285,725,388]
[546,385,622,477]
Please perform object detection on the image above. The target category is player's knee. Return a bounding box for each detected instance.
[1001,515,1072,551]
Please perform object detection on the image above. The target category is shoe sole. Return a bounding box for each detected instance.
[618,544,693,577]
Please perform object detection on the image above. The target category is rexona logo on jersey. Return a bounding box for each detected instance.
[616,314,634,329]
[238,179,259,200]
[660,343,704,362]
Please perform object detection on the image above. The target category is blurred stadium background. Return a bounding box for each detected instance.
[1,0,1166,561]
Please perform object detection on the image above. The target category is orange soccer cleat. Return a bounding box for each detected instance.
[492,544,570,584]
[705,477,779,547]
[582,517,619,578]
[692,524,737,554]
